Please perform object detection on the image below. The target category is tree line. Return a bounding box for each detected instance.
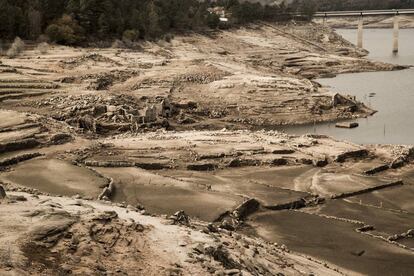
[0,0,300,45]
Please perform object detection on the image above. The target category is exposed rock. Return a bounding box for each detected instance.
[169,210,190,225]
[0,185,6,199]
[332,93,357,107]
[227,158,260,168]
[390,157,406,169]
[91,211,118,222]
[312,158,328,167]
[28,218,76,247]
[0,152,43,167]
[335,149,368,163]
[49,133,74,145]
[332,180,404,199]
[187,163,217,171]
[0,138,40,154]
[204,245,241,270]
[232,199,260,220]
[272,158,288,166]
[98,179,115,201]
[364,164,390,175]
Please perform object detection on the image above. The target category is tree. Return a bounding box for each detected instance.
[28,9,43,39]
[45,14,84,44]
[146,1,162,40]
[206,13,220,29]
[122,29,139,43]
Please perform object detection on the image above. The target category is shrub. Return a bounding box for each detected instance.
[111,39,126,49]
[6,37,25,58]
[122,29,139,43]
[45,24,74,44]
[206,13,220,29]
[36,42,49,54]
[164,33,174,43]
[45,15,84,45]
[37,34,49,43]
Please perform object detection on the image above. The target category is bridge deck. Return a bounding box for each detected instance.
[314,9,414,17]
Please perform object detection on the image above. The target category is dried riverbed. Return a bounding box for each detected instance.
[0,22,413,275]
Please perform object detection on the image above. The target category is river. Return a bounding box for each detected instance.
[282,28,414,145]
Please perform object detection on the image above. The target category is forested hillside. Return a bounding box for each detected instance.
[0,0,292,44]
[301,0,414,11]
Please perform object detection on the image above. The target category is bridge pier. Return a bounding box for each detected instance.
[393,15,399,53]
[357,15,363,48]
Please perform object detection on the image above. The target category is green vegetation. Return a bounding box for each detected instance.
[0,0,293,45]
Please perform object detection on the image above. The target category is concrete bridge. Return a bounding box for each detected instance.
[314,9,414,52]
[314,9,414,17]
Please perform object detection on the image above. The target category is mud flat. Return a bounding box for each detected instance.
[93,167,243,222]
[248,210,414,275]
[0,158,106,197]
[306,200,414,240]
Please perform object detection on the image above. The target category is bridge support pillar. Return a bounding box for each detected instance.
[393,15,399,53]
[357,15,363,48]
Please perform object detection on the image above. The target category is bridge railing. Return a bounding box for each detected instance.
[314,8,414,17]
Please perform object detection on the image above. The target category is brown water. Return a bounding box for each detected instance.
[283,29,414,145]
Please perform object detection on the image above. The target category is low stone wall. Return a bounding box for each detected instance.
[331,180,403,199]
[0,152,43,167]
[0,138,40,154]
[335,149,368,163]
[84,160,170,170]
[364,164,390,175]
